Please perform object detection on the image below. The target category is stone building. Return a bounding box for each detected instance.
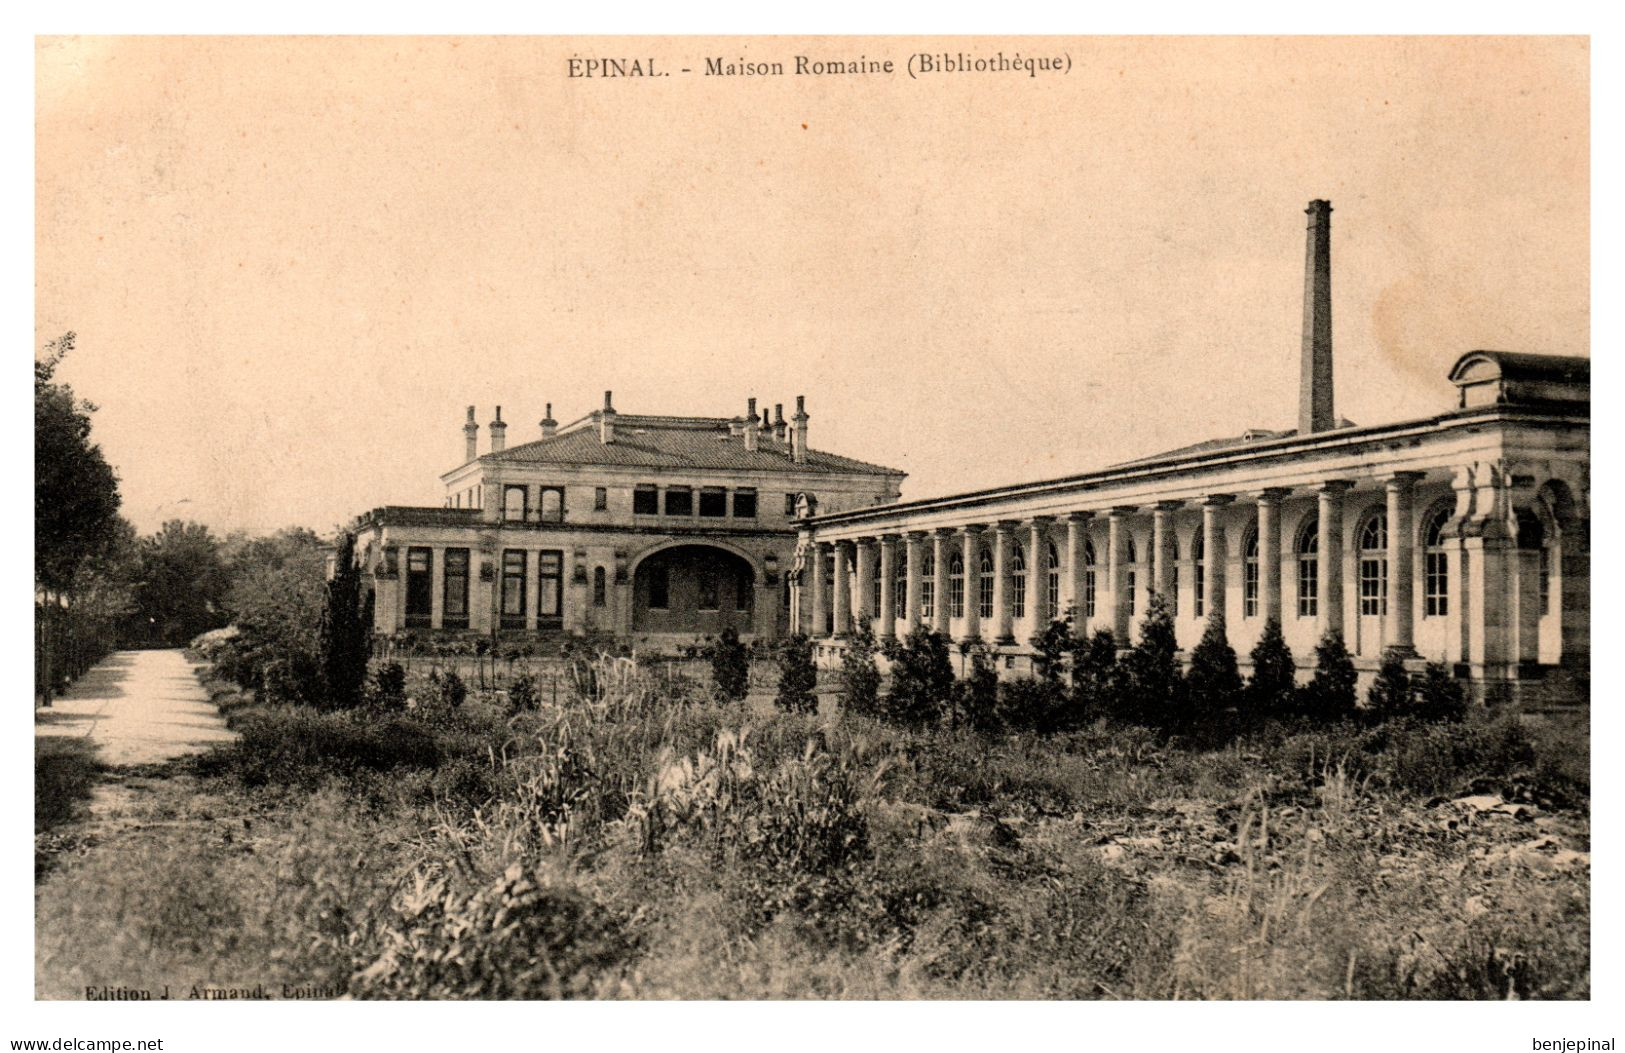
[351,395,904,643]
[790,201,1589,705]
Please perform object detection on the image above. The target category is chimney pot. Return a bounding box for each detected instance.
[600,391,617,444]
[463,407,480,462]
[791,395,809,463]
[540,402,557,439]
[489,406,507,453]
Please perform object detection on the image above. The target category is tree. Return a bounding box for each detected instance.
[1186,611,1242,720]
[1299,629,1358,724]
[214,527,327,701]
[1366,649,1413,723]
[954,645,1001,734]
[838,625,882,717]
[131,520,231,646]
[1415,661,1467,723]
[1247,616,1297,720]
[35,333,122,593]
[881,624,955,726]
[319,531,372,710]
[708,625,752,702]
[773,633,819,714]
[1069,628,1120,723]
[1118,593,1183,727]
[36,333,124,704]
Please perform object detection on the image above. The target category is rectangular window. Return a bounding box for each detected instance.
[1126,570,1136,616]
[500,549,527,629]
[593,565,607,607]
[1359,556,1387,617]
[1425,551,1448,618]
[664,486,693,517]
[785,493,798,516]
[699,487,727,518]
[1012,568,1026,620]
[1085,569,1097,620]
[1298,556,1319,618]
[405,547,433,628]
[633,486,659,515]
[733,489,757,519]
[594,487,608,511]
[1244,560,1259,618]
[1194,566,1205,618]
[649,565,670,609]
[442,548,470,629]
[537,551,563,618]
[539,487,564,523]
[1539,546,1551,615]
[1170,566,1180,617]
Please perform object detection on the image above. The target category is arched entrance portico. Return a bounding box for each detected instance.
[631,543,758,635]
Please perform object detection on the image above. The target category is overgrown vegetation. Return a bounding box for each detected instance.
[36,595,1590,1000]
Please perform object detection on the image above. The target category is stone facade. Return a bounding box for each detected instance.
[349,395,905,646]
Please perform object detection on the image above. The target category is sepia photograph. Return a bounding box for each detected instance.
[27,26,1595,1037]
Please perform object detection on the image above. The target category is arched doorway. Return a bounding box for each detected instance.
[632,544,757,635]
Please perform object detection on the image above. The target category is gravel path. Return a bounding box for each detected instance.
[35,649,235,767]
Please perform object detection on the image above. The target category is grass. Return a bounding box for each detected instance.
[34,659,1590,1000]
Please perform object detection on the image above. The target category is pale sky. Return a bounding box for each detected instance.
[35,36,1589,536]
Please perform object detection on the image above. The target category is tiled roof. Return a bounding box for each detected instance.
[485,415,906,477]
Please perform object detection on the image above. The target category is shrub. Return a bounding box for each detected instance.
[1030,617,1073,685]
[1247,616,1296,720]
[1366,650,1412,722]
[354,865,634,999]
[371,661,407,711]
[1297,629,1358,723]
[506,671,539,715]
[773,634,819,714]
[213,707,443,789]
[880,625,954,726]
[1118,593,1182,728]
[838,625,882,718]
[1415,661,1468,723]
[1069,629,1120,721]
[1185,612,1241,722]
[997,677,1067,734]
[954,646,1001,734]
[708,625,751,703]
[434,669,468,710]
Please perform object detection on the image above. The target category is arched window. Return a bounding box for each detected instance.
[1125,538,1138,616]
[1423,504,1451,618]
[1011,542,1027,619]
[1296,519,1319,618]
[539,487,564,523]
[1243,526,1259,618]
[949,554,965,619]
[1359,511,1388,617]
[1084,539,1097,620]
[921,551,936,622]
[503,485,528,523]
[592,565,607,607]
[1046,543,1061,622]
[894,554,908,620]
[1192,526,1205,617]
[978,550,995,620]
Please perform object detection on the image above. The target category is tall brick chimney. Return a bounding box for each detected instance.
[489,406,506,453]
[540,402,557,439]
[599,391,617,444]
[744,397,760,451]
[773,403,786,442]
[1299,199,1335,435]
[463,406,479,462]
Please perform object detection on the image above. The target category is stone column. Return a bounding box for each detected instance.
[1385,472,1423,654]
[429,546,446,630]
[1029,517,1053,626]
[1152,501,1181,606]
[960,525,983,643]
[1064,512,1092,632]
[831,541,851,638]
[854,537,876,635]
[1257,488,1289,624]
[1317,481,1353,638]
[1107,508,1135,641]
[1201,496,1234,625]
[903,532,925,636]
[808,541,829,638]
[932,529,952,634]
[991,521,1016,644]
[878,535,898,641]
